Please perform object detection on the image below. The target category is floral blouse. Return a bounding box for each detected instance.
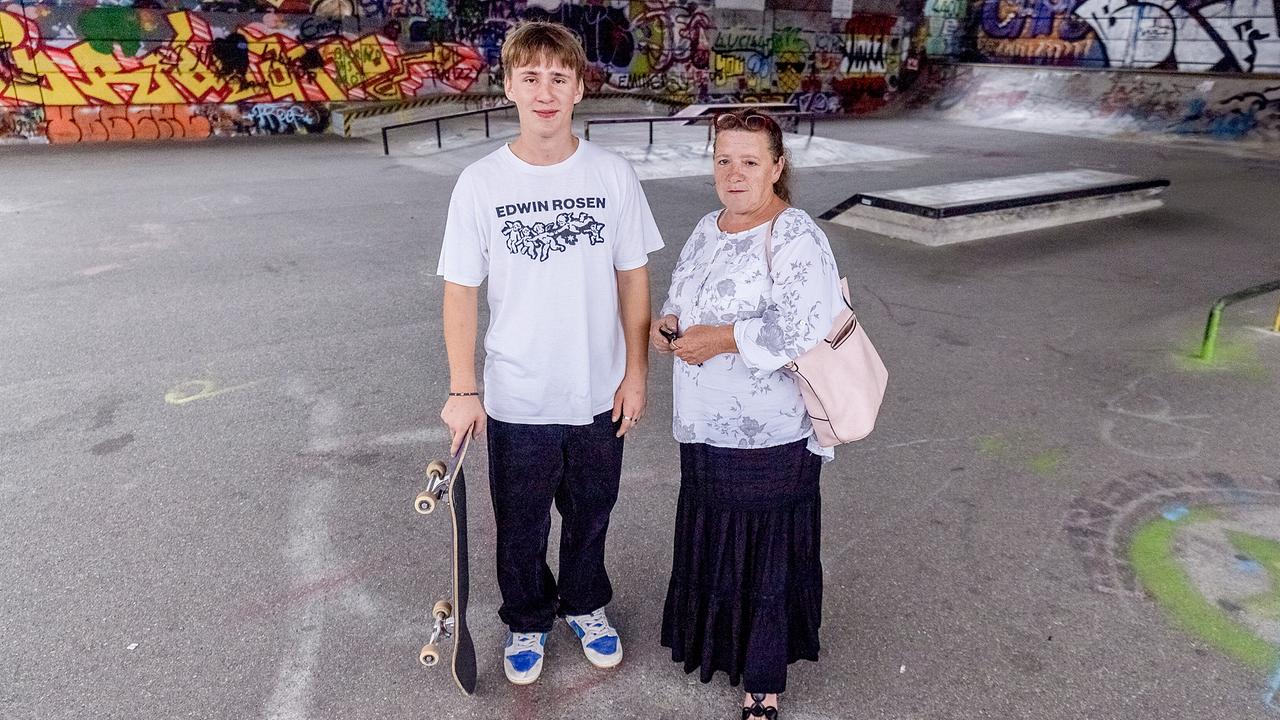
[661,207,844,458]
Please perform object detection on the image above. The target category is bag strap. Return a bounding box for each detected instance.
[762,209,785,274]
[763,209,854,313]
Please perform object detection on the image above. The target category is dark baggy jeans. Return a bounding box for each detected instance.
[486,411,623,633]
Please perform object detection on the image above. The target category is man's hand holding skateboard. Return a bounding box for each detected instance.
[441,394,486,457]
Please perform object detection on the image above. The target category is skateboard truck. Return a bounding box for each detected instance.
[414,459,450,514]
[419,600,455,667]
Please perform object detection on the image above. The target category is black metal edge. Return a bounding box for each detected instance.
[935,179,1170,218]
[819,194,945,219]
[818,194,874,220]
[821,179,1169,221]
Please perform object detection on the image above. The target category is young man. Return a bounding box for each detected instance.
[436,22,663,685]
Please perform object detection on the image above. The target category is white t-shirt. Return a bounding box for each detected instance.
[437,139,664,425]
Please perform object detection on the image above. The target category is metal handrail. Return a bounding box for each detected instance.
[584,111,819,145]
[381,103,514,155]
[1198,279,1280,360]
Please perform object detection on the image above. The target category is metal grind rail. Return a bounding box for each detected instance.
[381,104,514,155]
[584,111,819,145]
[1198,279,1280,361]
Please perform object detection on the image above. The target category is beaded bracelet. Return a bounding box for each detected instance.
[448,391,480,397]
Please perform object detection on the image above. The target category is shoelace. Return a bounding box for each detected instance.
[573,609,613,641]
[509,632,542,653]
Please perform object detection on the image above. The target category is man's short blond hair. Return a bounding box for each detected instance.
[501,21,588,82]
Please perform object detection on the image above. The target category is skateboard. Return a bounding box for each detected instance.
[414,434,477,696]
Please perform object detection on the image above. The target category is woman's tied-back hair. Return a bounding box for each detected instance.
[713,110,793,204]
[501,22,588,83]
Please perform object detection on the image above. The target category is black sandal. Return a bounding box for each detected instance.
[741,693,778,720]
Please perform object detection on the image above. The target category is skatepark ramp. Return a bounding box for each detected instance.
[898,63,1280,152]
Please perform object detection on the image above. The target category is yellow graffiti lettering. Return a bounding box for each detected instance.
[3,50,48,103]
[322,43,363,90]
[2,8,485,113]
[307,65,347,101]
[65,45,131,103]
[139,40,228,102]
[27,52,91,104]
[65,44,187,105]
[354,36,391,77]
[167,59,230,102]
[713,53,745,83]
[166,10,196,42]
[260,59,303,100]
[0,11,29,47]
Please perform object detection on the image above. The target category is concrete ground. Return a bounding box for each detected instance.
[1,113,1279,720]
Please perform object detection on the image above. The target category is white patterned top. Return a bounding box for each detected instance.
[661,207,844,458]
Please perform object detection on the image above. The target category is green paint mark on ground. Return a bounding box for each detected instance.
[1174,331,1271,380]
[1130,510,1278,672]
[1027,447,1066,477]
[77,8,143,56]
[976,433,1066,477]
[1228,532,1280,620]
[976,435,1009,459]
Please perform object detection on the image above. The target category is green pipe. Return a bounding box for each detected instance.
[1198,279,1280,362]
[1200,303,1224,361]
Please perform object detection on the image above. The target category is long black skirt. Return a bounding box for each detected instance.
[660,439,823,694]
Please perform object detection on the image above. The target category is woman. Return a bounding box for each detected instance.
[651,110,845,719]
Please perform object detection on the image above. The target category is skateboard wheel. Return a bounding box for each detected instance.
[432,600,453,620]
[420,643,441,667]
[415,491,437,515]
[426,459,447,480]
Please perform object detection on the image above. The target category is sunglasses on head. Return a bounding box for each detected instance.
[713,112,778,132]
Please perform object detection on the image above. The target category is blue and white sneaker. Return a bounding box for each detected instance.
[564,608,622,668]
[503,631,547,685]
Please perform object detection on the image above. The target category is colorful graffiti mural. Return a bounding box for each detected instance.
[0,0,910,144]
[0,9,485,106]
[968,0,1280,73]
[704,14,906,115]
[2,0,1278,145]
[1074,0,1280,72]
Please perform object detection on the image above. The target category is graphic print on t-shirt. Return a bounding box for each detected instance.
[500,212,606,262]
[494,196,608,262]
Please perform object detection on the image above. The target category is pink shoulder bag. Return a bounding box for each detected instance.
[765,216,887,447]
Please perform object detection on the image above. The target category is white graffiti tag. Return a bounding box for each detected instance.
[1074,0,1280,72]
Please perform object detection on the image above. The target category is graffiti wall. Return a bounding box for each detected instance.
[960,0,1280,74]
[0,0,912,143]
[910,62,1280,143]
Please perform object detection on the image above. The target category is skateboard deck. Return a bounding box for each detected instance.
[415,434,477,696]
